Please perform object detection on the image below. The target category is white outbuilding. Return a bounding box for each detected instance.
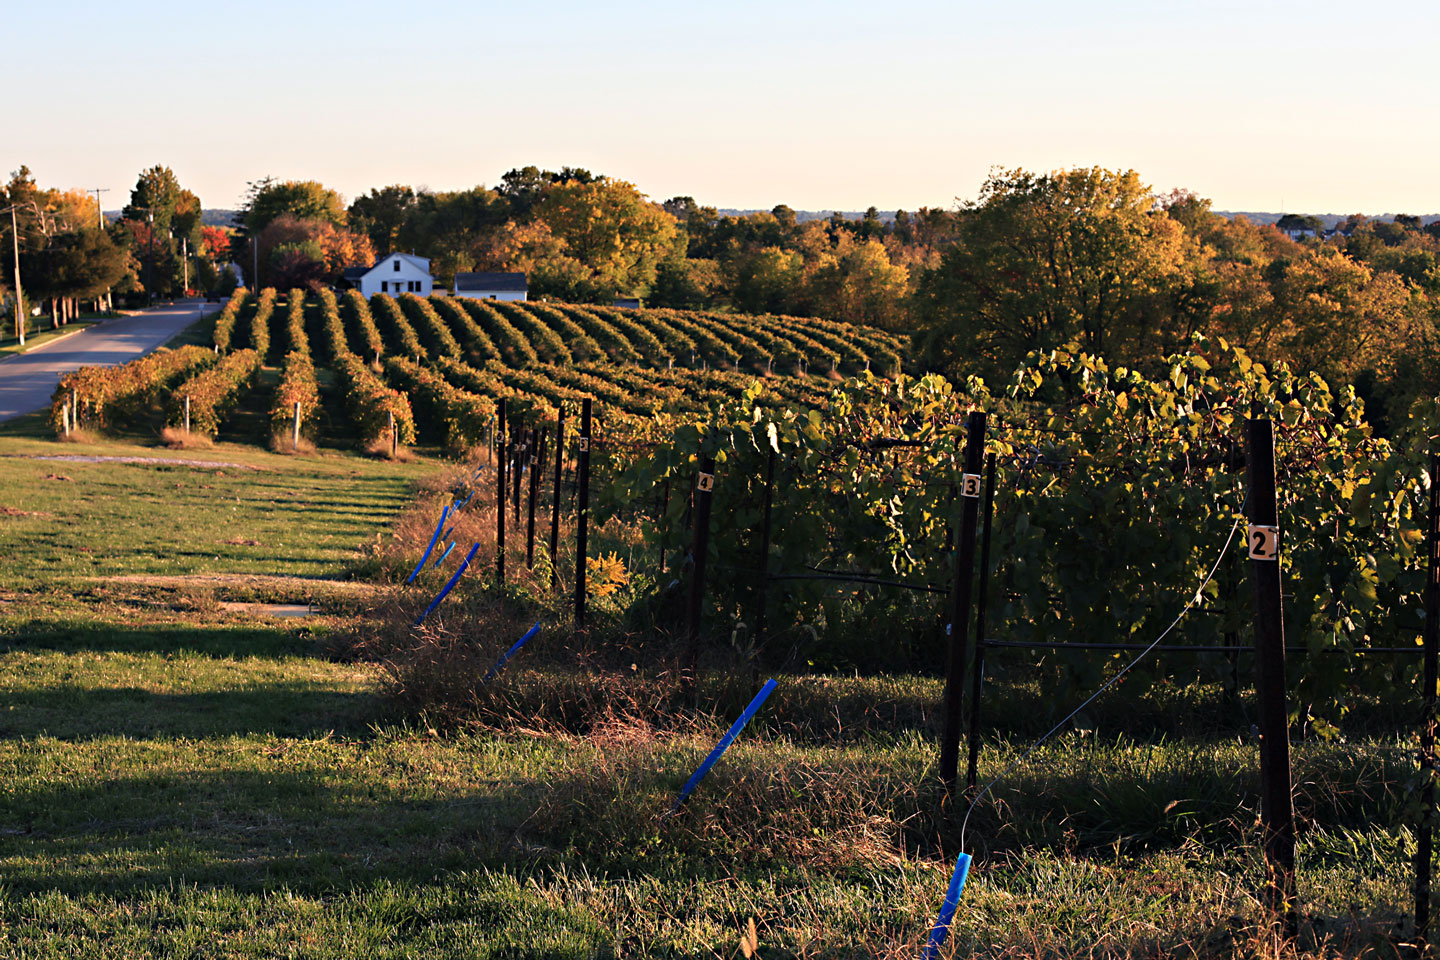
[453,272,528,302]
[343,253,434,298]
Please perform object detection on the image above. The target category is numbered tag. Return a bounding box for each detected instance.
[1248,524,1280,561]
[578,436,590,452]
[960,473,982,499]
[697,472,714,493]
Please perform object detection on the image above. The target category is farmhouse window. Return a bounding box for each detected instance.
[394,260,401,271]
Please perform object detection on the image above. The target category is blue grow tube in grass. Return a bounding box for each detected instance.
[920,853,972,960]
[482,621,542,682]
[413,542,480,627]
[405,504,451,585]
[430,542,457,570]
[664,679,778,817]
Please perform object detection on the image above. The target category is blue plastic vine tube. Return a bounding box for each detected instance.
[666,679,778,815]
[430,542,457,570]
[405,505,451,585]
[413,542,480,627]
[482,620,542,682]
[920,853,972,960]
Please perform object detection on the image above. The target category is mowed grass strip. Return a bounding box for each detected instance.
[0,443,425,594]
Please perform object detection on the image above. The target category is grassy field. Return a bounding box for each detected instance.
[0,414,1425,957]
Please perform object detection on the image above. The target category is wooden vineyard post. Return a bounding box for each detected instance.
[1418,446,1440,943]
[752,446,777,655]
[527,426,545,569]
[61,401,70,437]
[389,410,397,459]
[550,409,565,590]
[1246,417,1297,929]
[184,394,191,433]
[574,398,592,628]
[496,398,507,584]
[940,411,986,796]
[965,452,997,793]
[683,454,717,694]
[292,401,301,451]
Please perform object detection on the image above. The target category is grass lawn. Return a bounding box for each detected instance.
[0,321,101,359]
[0,425,1424,957]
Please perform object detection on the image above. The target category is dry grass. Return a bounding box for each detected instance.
[524,723,932,871]
[56,427,101,444]
[363,436,415,461]
[268,429,318,455]
[159,425,213,448]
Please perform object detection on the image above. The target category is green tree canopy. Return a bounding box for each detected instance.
[22,228,127,301]
[533,178,681,300]
[241,178,346,235]
[348,185,417,255]
[913,167,1184,380]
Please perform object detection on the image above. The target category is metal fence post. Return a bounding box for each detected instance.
[941,411,986,795]
[660,477,671,575]
[1418,447,1440,942]
[753,446,776,652]
[965,452,997,793]
[513,431,526,524]
[496,398,507,584]
[527,426,545,569]
[550,409,565,590]
[1246,417,1297,928]
[683,454,717,692]
[575,398,592,627]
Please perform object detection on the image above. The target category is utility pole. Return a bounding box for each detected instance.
[146,211,155,307]
[2,202,39,346]
[89,189,111,313]
[87,188,109,231]
[8,206,23,346]
[182,236,188,295]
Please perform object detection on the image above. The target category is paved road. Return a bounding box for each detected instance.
[0,300,219,422]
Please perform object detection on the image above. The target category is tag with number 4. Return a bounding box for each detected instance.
[1248,524,1279,560]
[697,472,714,493]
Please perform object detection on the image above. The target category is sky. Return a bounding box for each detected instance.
[11,0,1440,216]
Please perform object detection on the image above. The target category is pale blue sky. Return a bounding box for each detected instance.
[13,0,1439,215]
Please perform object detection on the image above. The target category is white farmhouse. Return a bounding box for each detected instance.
[342,253,434,298]
[454,272,528,302]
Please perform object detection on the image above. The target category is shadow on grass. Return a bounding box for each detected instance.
[0,764,539,898]
[1,620,316,658]
[0,681,382,741]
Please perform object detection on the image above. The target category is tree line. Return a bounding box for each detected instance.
[0,164,236,338]
[9,161,1440,432]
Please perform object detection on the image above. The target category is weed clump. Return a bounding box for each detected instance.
[160,426,213,449]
